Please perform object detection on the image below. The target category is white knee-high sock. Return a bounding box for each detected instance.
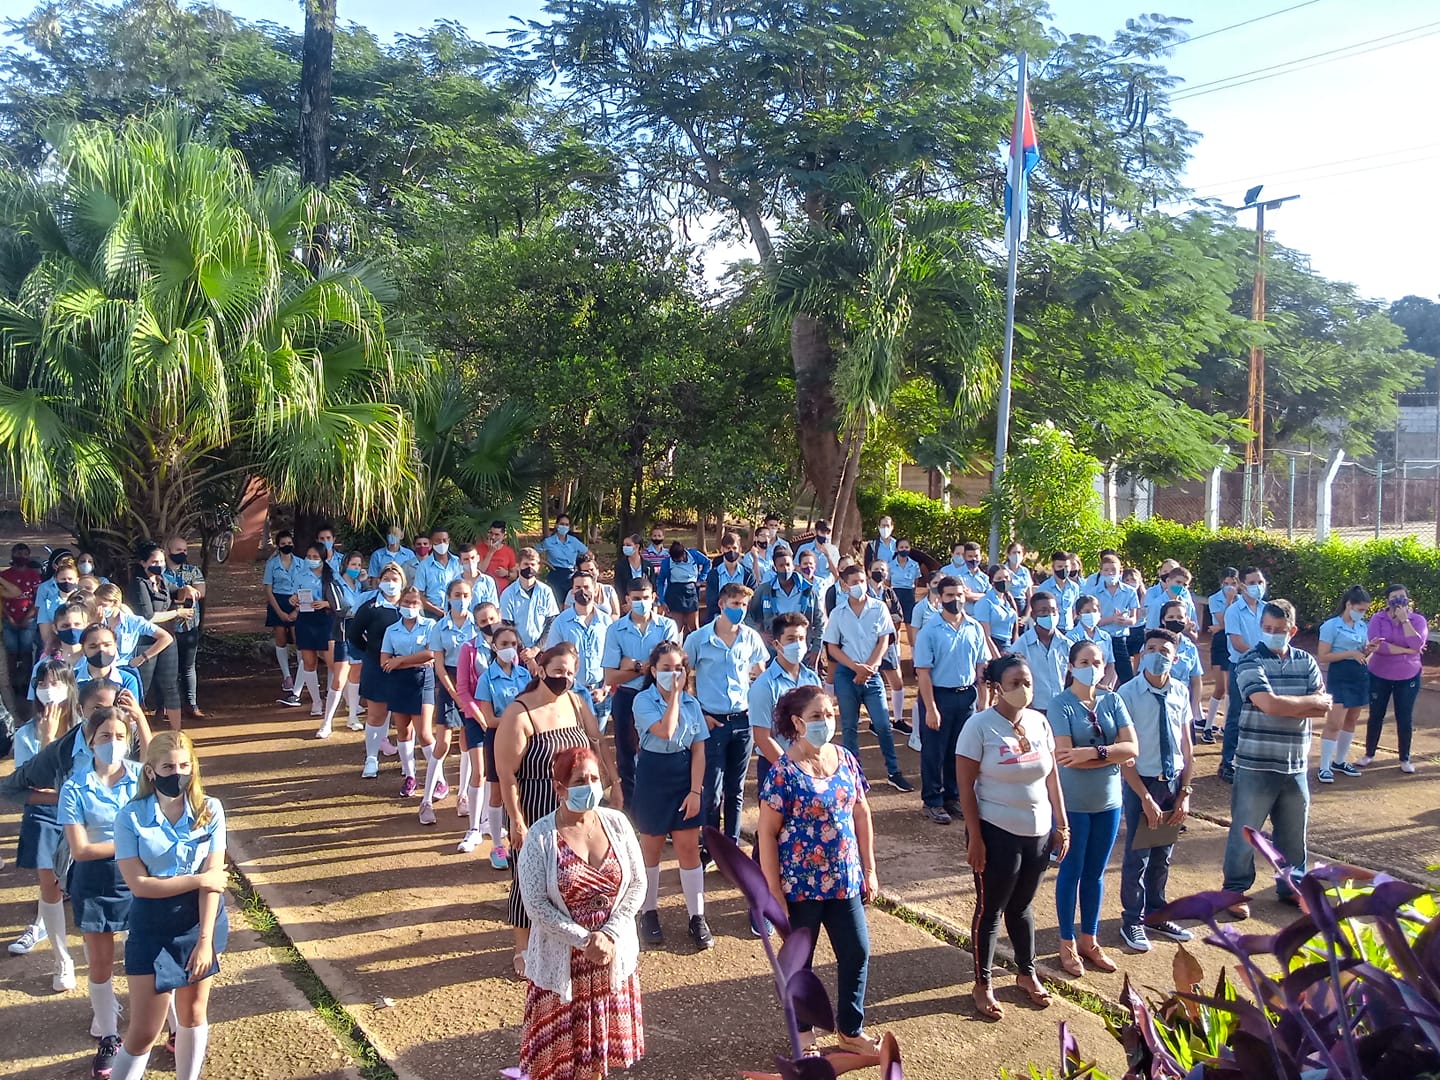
[468,785,484,834]
[88,977,119,1037]
[398,738,416,779]
[30,898,43,933]
[912,697,921,726]
[274,645,292,680]
[1336,729,1356,764]
[108,1047,151,1080]
[174,1022,210,1080]
[300,667,321,709]
[458,752,473,794]
[422,743,441,801]
[644,865,660,911]
[363,724,384,760]
[168,996,178,1033]
[1320,738,1336,772]
[38,899,70,965]
[323,685,343,725]
[1205,697,1222,726]
[345,681,360,720]
[679,865,705,918]
[890,687,905,723]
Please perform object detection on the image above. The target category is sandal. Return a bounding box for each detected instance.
[798,1030,822,1058]
[1078,941,1117,973]
[973,984,1004,1021]
[1058,940,1084,977]
[1018,975,1052,1008]
[836,1031,882,1055]
[512,952,527,978]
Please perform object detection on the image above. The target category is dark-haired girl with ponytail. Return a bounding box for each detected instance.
[956,654,1069,1021]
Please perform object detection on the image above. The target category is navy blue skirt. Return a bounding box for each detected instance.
[1326,658,1369,709]
[1209,631,1230,670]
[359,659,389,705]
[72,857,132,933]
[294,610,334,652]
[336,622,365,663]
[436,669,463,729]
[265,593,296,628]
[17,803,60,871]
[126,890,229,985]
[387,663,435,715]
[633,748,700,837]
[665,581,699,614]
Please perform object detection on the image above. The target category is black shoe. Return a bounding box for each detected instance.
[1199,729,1216,744]
[640,910,663,944]
[689,914,715,950]
[886,771,915,793]
[93,1035,121,1079]
[943,800,964,819]
[893,718,913,735]
[1218,764,1235,784]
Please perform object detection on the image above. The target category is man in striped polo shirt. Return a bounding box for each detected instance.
[1222,599,1331,919]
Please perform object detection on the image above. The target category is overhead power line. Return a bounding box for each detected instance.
[1189,152,1440,204]
[1189,141,1440,194]
[1171,0,1324,49]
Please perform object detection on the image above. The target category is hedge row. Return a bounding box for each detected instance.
[857,490,1440,629]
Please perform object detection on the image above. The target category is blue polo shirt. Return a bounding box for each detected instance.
[793,539,839,580]
[427,613,479,669]
[58,759,143,844]
[632,687,709,753]
[1065,625,1116,665]
[890,555,923,591]
[381,615,436,658]
[1006,564,1034,602]
[912,613,987,689]
[1081,581,1140,639]
[537,533,589,571]
[414,554,464,610]
[114,794,226,877]
[262,553,303,596]
[477,660,529,718]
[973,589,1019,645]
[499,580,560,648]
[602,614,682,691]
[464,574,500,610]
[368,545,418,582]
[683,619,768,715]
[544,607,612,690]
[747,661,823,754]
[1224,596,1266,664]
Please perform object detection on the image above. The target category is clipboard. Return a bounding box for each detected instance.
[1132,819,1183,850]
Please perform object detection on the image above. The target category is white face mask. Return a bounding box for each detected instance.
[847,583,867,600]
[378,580,401,598]
[496,646,518,665]
[36,684,66,706]
[432,542,449,556]
[400,605,422,621]
[655,670,682,693]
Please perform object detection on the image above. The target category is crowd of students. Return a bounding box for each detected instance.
[5,512,1430,1080]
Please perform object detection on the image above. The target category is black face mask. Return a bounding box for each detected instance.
[278,544,294,555]
[775,571,792,586]
[151,771,192,799]
[1053,568,1068,580]
[943,599,963,615]
[542,674,572,696]
[723,550,739,563]
[519,566,536,580]
[1163,619,1187,634]
[168,552,186,564]
[479,624,496,638]
[145,563,164,575]
[89,650,116,669]
[897,551,909,560]
[57,580,77,593]
[870,571,885,583]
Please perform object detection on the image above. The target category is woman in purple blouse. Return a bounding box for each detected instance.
[1360,583,1429,774]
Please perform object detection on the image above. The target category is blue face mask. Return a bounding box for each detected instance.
[951,556,965,568]
[1078,611,1099,629]
[93,740,125,766]
[1101,573,1119,586]
[449,597,468,613]
[722,606,744,625]
[387,533,402,546]
[345,567,362,580]
[305,558,323,570]
[556,524,570,537]
[1246,583,1266,600]
[565,781,602,813]
[631,598,651,617]
[323,539,335,551]
[1262,631,1289,651]
[780,641,805,664]
[1071,665,1103,687]
[1034,614,1057,631]
[58,627,84,645]
[622,544,636,557]
[1142,653,1174,677]
[804,718,835,748]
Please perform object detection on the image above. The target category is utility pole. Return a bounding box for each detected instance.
[1233,186,1299,529]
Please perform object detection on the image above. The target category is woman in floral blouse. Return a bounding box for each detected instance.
[758,684,880,1057]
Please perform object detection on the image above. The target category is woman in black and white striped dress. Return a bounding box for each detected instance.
[492,642,619,976]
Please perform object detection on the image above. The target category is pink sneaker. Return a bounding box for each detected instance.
[433,780,449,802]
[456,793,470,817]
[400,776,418,798]
[381,738,398,756]
[418,802,436,826]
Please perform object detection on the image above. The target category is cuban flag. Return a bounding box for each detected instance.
[1003,88,1039,250]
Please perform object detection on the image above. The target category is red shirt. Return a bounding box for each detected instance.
[478,543,517,594]
[1,564,40,624]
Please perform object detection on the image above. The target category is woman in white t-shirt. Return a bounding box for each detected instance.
[956,653,1070,1022]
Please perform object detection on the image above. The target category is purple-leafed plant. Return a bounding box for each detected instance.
[1054,826,1440,1080]
[704,825,897,1080]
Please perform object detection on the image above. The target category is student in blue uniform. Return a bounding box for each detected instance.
[456,543,502,611]
[1034,551,1081,633]
[499,548,560,653]
[602,578,682,809]
[704,532,754,626]
[75,624,144,700]
[1157,599,1204,733]
[657,540,709,636]
[279,542,341,715]
[862,516,898,570]
[890,539,924,647]
[459,624,528,865]
[381,586,437,803]
[913,576,988,827]
[317,552,371,739]
[615,533,656,604]
[1081,553,1140,685]
[1066,595,1117,688]
[544,570,613,730]
[349,563,405,780]
[537,512,590,603]
[974,564,1020,651]
[414,528,463,620]
[1201,568,1239,738]
[949,542,991,615]
[313,523,344,576]
[424,578,480,826]
[1316,586,1373,783]
[749,613,824,797]
[368,525,418,586]
[262,530,301,693]
[59,705,147,1078]
[108,731,229,1080]
[631,641,713,950]
[794,519,840,583]
[1004,542,1035,616]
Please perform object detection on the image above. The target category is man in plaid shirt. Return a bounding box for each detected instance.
[1221,598,1331,918]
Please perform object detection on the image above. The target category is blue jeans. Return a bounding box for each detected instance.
[1220,687,1244,772]
[1223,769,1308,897]
[702,712,753,844]
[3,622,37,671]
[919,685,976,807]
[787,895,870,1037]
[1055,806,1122,939]
[1111,631,1134,685]
[1120,775,1180,926]
[833,666,900,777]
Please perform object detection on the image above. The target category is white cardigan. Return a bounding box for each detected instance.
[517,807,646,1002]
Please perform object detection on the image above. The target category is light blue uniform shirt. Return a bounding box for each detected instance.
[748,661,823,753]
[337,579,374,617]
[632,687,709,753]
[683,620,768,715]
[262,553,303,596]
[537,533,589,571]
[1005,564,1034,602]
[951,562,992,613]
[321,547,345,576]
[427,612,479,669]
[1173,635,1203,682]
[478,661,529,717]
[973,589,1019,645]
[38,585,80,625]
[755,579,815,625]
[464,573,500,611]
[292,564,327,601]
[58,760,143,844]
[381,616,436,658]
[13,719,42,767]
[1010,627,1070,712]
[74,659,143,701]
[1081,581,1140,639]
[660,555,702,587]
[1034,576,1082,632]
[1319,614,1369,657]
[1066,625,1116,665]
[499,581,560,648]
[103,612,160,664]
[1224,596,1266,664]
[114,795,226,877]
[912,614,987,689]
[368,545,418,582]
[869,536,898,566]
[544,607,612,690]
[414,554,464,610]
[793,539,838,580]
[1050,688,1131,813]
[602,614,682,692]
[712,562,749,591]
[1208,587,1235,626]
[1144,583,1197,630]
[910,598,943,632]
[890,555,923,591]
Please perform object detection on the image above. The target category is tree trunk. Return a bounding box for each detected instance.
[790,313,862,548]
[299,0,336,269]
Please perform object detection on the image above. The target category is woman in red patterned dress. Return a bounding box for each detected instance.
[517,745,646,1080]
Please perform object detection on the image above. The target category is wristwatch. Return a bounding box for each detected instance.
[1181,785,1195,795]
[1095,745,1109,761]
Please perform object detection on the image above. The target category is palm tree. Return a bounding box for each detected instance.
[0,111,434,558]
[769,173,1000,537]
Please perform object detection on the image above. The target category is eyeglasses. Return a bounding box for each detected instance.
[1007,718,1032,754]
[1086,710,1104,741]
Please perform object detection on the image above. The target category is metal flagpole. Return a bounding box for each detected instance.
[989,51,1027,565]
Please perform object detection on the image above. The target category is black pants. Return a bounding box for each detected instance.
[140,638,180,712]
[173,629,201,709]
[611,687,640,807]
[919,685,976,808]
[971,819,1051,984]
[1366,673,1421,760]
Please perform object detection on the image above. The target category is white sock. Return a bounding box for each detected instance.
[679,865,705,918]
[644,865,660,911]
[31,898,43,934]
[88,977,119,1037]
[398,739,416,780]
[168,996,178,1032]
[468,785,484,835]
[1336,729,1355,764]
[174,1022,210,1080]
[890,687,905,723]
[1320,738,1336,773]
[364,724,384,760]
[38,899,70,965]
[911,697,921,727]
[109,1047,151,1080]
[458,752,473,794]
[322,685,343,725]
[301,667,322,708]
[422,744,442,801]
[1205,697,1222,726]
[345,682,360,720]
[275,645,292,680]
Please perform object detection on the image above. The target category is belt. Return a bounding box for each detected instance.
[934,684,974,693]
[704,711,748,723]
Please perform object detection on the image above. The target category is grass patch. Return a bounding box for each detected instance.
[226,867,397,1080]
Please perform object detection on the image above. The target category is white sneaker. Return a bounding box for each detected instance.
[314,720,332,740]
[418,802,436,826]
[347,716,365,731]
[9,923,46,954]
[1356,755,1375,767]
[457,830,482,853]
[361,756,379,779]
[53,956,76,992]
[1401,760,1417,774]
[90,1001,123,1037]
